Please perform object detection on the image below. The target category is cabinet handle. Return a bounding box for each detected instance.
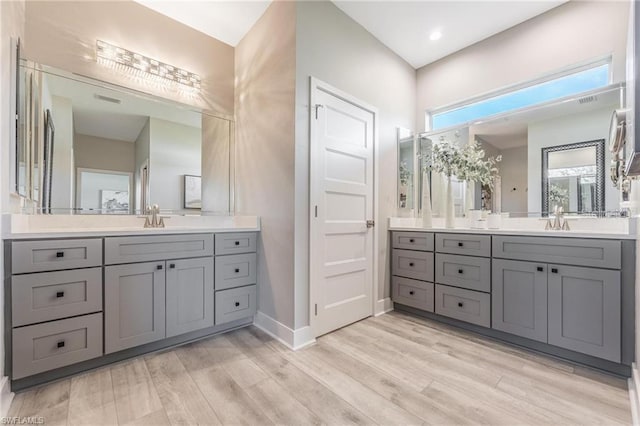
[169,264,176,269]
[551,268,558,274]
[409,239,415,243]
[57,341,65,348]
[157,265,163,270]
[409,291,415,295]
[409,262,414,267]
[235,302,240,307]
[537,266,544,272]
[457,302,464,307]
[235,241,240,246]
[56,251,64,258]
[458,242,463,247]
[235,268,240,273]
[56,291,64,298]
[458,269,463,274]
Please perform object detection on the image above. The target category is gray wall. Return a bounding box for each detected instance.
[294,1,417,328]
[74,134,135,174]
[416,1,629,131]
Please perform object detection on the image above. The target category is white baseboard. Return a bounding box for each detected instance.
[374,297,393,316]
[0,376,14,417]
[630,363,640,426]
[253,311,316,351]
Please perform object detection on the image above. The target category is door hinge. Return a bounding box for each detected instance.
[314,304,318,316]
[366,220,375,228]
[314,205,318,218]
[314,104,324,119]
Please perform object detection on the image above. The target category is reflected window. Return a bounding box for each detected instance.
[430,62,610,131]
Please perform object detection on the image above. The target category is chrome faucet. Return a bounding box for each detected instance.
[140,204,167,228]
[546,206,570,231]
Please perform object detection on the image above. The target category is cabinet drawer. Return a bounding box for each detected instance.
[12,239,102,274]
[12,268,103,327]
[215,253,257,290]
[392,232,434,252]
[215,285,257,325]
[215,233,257,255]
[105,234,214,265]
[12,313,103,379]
[492,236,621,269]
[392,249,434,282]
[392,276,434,312]
[435,234,491,257]
[435,284,491,328]
[435,253,491,293]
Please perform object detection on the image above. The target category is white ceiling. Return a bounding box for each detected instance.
[44,72,201,142]
[333,1,566,68]
[133,0,272,46]
[131,1,565,68]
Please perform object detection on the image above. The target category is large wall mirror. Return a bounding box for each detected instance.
[17,60,234,215]
[415,83,624,218]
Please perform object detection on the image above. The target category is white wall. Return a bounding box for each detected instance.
[294,1,416,328]
[528,107,617,213]
[74,134,135,174]
[149,118,201,212]
[50,95,74,211]
[499,145,528,214]
[416,1,629,131]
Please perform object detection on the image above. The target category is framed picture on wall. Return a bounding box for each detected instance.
[184,175,202,209]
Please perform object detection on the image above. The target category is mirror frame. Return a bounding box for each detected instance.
[541,139,605,215]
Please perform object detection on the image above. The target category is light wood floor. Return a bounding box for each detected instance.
[8,311,632,425]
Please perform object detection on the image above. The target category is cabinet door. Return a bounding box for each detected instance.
[166,257,214,338]
[492,259,547,342]
[105,262,166,354]
[548,265,621,362]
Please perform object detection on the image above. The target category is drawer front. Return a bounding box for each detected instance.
[392,276,434,312]
[435,234,491,257]
[392,232,434,252]
[492,235,621,269]
[12,313,103,379]
[215,233,258,255]
[435,284,491,328]
[392,249,434,282]
[105,234,214,265]
[12,239,102,274]
[215,253,257,291]
[12,268,103,327]
[215,285,257,325]
[435,253,491,293]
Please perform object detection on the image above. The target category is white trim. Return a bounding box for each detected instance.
[630,363,640,426]
[308,77,379,338]
[374,298,393,317]
[0,376,14,417]
[253,311,316,351]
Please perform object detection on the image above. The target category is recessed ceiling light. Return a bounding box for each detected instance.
[430,31,442,41]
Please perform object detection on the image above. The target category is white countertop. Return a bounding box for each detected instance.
[389,217,637,240]
[2,214,261,239]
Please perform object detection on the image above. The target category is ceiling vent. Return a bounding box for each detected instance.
[578,95,598,104]
[94,94,121,104]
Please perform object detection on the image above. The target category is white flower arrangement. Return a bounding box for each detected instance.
[426,141,502,187]
[399,161,412,186]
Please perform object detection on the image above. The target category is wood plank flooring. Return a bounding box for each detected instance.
[8,311,632,425]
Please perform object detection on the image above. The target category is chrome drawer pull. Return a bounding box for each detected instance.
[56,291,64,298]
[57,341,65,348]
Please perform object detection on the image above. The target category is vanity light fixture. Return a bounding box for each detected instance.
[96,40,201,91]
[429,31,442,41]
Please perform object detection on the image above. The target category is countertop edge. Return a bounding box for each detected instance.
[388,226,637,240]
[3,226,261,240]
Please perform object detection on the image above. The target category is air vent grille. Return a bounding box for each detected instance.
[578,95,598,104]
[94,94,121,104]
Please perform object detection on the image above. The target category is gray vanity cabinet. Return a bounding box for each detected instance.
[166,257,214,338]
[492,259,548,343]
[105,261,166,354]
[548,265,621,362]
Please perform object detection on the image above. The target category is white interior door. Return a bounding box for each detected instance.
[310,79,376,337]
